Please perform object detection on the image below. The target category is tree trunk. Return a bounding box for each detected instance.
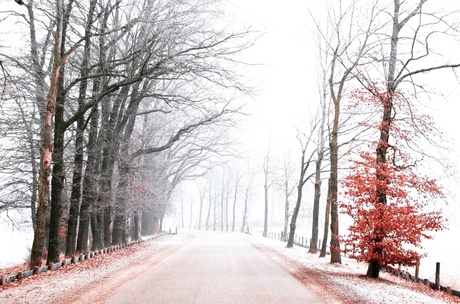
[112,160,129,245]
[287,180,303,248]
[220,180,224,232]
[77,105,100,252]
[283,194,289,241]
[189,200,193,229]
[132,211,139,240]
[26,0,46,231]
[231,181,238,232]
[213,194,217,231]
[47,0,77,265]
[198,189,205,230]
[319,190,331,258]
[141,206,155,235]
[263,181,269,237]
[329,101,342,264]
[241,187,249,233]
[65,0,96,257]
[30,2,64,267]
[309,153,322,253]
[366,0,401,278]
[225,188,229,232]
[205,185,212,230]
[65,114,84,256]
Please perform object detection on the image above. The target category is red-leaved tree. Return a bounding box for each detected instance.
[340,85,446,278]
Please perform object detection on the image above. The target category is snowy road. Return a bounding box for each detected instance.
[104,231,326,304]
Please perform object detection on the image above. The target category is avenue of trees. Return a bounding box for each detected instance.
[1,0,460,280]
[1,0,254,268]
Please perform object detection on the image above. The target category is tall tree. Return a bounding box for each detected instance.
[262,142,271,237]
[341,86,446,278]
[314,0,378,263]
[287,132,316,248]
[31,0,79,267]
[356,0,460,278]
[273,152,296,241]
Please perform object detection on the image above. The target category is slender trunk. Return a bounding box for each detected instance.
[205,185,212,230]
[263,182,269,237]
[329,101,342,264]
[288,145,312,248]
[198,192,204,230]
[213,194,217,231]
[241,187,249,233]
[181,200,184,228]
[287,174,303,248]
[189,201,193,229]
[231,181,239,232]
[220,180,224,231]
[283,193,289,241]
[26,0,47,231]
[319,183,331,258]
[225,189,229,232]
[309,167,321,253]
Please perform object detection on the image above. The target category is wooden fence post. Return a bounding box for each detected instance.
[435,262,440,290]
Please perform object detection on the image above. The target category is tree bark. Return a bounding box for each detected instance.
[319,187,331,258]
[30,1,64,268]
[47,0,77,265]
[328,96,342,264]
[309,154,322,253]
[287,181,303,248]
[287,150,307,248]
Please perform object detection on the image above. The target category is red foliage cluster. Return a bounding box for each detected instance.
[340,150,445,267]
[340,86,446,269]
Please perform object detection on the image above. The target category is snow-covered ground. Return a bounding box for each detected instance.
[0,229,33,269]
[242,232,459,304]
[245,224,460,293]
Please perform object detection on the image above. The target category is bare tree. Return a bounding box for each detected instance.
[262,141,271,237]
[313,0,380,263]
[273,152,296,241]
[286,130,317,248]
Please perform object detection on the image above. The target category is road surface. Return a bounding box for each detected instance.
[104,231,326,303]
